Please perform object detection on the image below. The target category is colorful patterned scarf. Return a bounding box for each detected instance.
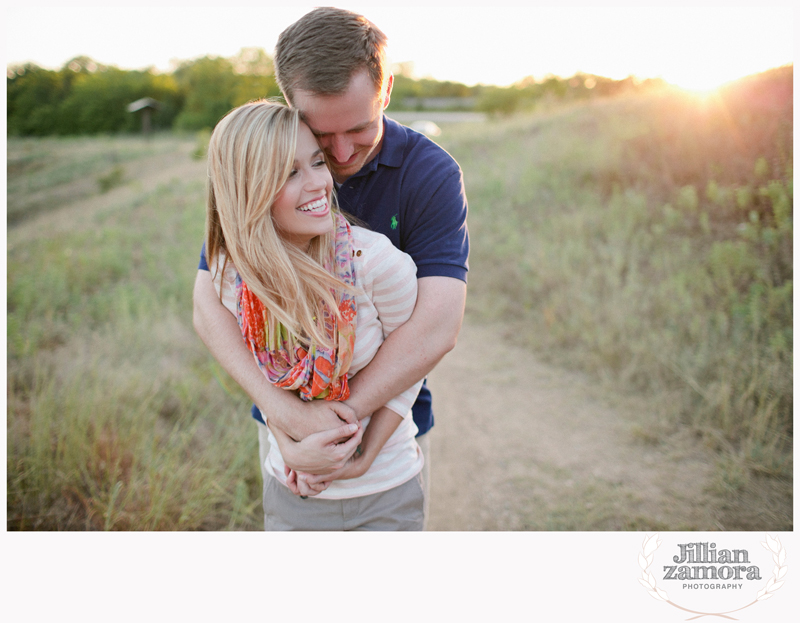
[236,213,357,401]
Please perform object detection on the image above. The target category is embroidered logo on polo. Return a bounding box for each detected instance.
[390,215,398,230]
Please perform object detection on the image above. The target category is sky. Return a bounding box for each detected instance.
[4,3,795,91]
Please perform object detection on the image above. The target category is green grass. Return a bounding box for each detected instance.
[6,134,192,224]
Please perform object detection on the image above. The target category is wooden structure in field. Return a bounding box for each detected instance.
[126,97,161,135]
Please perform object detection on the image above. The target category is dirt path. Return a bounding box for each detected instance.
[426,322,723,531]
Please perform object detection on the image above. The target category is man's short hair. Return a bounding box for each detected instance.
[275,7,388,104]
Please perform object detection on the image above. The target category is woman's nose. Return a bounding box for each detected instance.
[306,167,328,190]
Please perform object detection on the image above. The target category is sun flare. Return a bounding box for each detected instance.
[635,26,791,96]
[664,66,750,94]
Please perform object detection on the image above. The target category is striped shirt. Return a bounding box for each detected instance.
[211,226,423,498]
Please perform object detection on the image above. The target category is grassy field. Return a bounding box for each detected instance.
[7,135,263,529]
[7,67,792,530]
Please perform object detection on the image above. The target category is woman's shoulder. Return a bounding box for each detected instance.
[350,226,416,298]
[351,225,390,250]
[208,249,238,280]
[351,225,414,269]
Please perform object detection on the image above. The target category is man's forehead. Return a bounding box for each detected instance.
[291,69,384,133]
[295,93,381,135]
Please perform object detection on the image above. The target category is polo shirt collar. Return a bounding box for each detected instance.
[349,115,406,179]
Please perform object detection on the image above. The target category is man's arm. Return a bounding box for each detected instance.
[344,276,466,420]
[288,405,405,496]
[192,269,356,439]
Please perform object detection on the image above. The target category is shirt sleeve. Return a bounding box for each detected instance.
[198,242,210,271]
[401,151,469,282]
[209,251,239,317]
[363,234,424,418]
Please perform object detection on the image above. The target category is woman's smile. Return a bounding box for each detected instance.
[297,195,330,215]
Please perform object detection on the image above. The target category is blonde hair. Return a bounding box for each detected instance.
[205,100,348,348]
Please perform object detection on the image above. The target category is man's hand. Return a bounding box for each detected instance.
[270,420,363,475]
[275,399,358,442]
[285,443,368,497]
[286,406,404,496]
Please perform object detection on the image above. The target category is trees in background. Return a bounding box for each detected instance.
[11,47,781,136]
[386,62,668,117]
[8,56,181,135]
[172,48,280,131]
[7,48,280,136]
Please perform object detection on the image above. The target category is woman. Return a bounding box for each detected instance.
[205,101,424,530]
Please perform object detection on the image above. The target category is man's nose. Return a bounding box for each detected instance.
[327,135,353,163]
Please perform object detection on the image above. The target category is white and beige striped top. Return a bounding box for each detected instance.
[211,226,424,499]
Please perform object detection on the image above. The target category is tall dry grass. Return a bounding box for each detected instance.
[438,67,792,501]
[7,135,262,530]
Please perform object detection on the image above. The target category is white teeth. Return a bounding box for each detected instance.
[298,197,327,212]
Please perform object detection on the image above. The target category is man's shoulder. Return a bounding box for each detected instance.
[383,116,461,176]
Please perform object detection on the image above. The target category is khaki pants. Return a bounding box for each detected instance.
[263,471,424,531]
[256,421,430,530]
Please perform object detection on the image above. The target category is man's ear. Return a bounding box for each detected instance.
[382,73,394,109]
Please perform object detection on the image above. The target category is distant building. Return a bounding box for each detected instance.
[127,97,161,135]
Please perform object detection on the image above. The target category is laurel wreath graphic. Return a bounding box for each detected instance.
[638,533,787,620]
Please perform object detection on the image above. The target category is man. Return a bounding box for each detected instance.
[192,7,468,527]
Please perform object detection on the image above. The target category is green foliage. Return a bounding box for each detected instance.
[475,86,528,116]
[7,62,182,136]
[173,56,238,131]
[165,50,280,131]
[7,47,280,137]
[97,165,126,193]
[7,64,70,135]
[191,128,212,160]
[60,68,179,134]
[389,72,474,108]
[386,68,666,116]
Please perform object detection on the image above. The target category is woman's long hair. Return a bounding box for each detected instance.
[205,100,349,349]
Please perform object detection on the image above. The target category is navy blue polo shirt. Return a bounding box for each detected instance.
[198,115,469,436]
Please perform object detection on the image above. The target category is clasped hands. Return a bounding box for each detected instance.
[269,399,368,497]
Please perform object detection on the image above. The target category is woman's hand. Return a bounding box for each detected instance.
[283,407,405,497]
[299,450,367,489]
[294,406,405,491]
[271,419,363,475]
[285,465,331,497]
[285,451,367,497]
